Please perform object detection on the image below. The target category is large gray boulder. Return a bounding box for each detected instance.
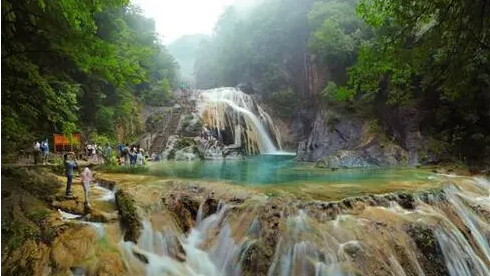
[317,143,408,169]
[162,135,202,160]
[177,113,203,137]
[298,110,410,168]
[297,110,364,162]
[174,146,200,161]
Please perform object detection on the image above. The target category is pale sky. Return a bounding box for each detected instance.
[132,0,236,44]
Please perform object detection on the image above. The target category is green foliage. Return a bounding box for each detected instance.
[264,87,297,119]
[2,0,178,153]
[145,79,173,106]
[344,0,490,160]
[308,0,370,86]
[95,107,116,136]
[89,133,116,147]
[322,81,356,102]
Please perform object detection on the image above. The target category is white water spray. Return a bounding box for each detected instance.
[197,87,281,154]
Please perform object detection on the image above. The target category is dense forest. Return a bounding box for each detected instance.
[194,0,490,164]
[1,0,178,152]
[2,0,489,164]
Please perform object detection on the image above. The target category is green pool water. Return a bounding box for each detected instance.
[148,154,435,186]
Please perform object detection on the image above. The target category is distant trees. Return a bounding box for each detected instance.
[194,0,311,99]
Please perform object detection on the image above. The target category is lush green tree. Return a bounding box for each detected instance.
[2,0,178,152]
[342,0,490,160]
[308,0,370,85]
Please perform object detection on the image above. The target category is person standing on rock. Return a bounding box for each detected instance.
[64,153,77,198]
[81,167,93,209]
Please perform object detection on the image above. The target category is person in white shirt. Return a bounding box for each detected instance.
[33,141,41,164]
[81,167,93,208]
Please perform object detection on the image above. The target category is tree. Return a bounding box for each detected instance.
[343,0,490,160]
[1,0,178,152]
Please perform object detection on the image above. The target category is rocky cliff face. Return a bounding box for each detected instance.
[297,109,416,168]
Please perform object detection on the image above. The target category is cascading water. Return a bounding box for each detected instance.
[196,87,282,154]
[115,174,490,276]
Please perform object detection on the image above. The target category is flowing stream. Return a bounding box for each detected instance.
[102,173,490,276]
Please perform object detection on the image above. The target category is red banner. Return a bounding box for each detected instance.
[53,133,81,146]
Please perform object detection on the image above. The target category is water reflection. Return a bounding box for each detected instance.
[149,155,432,185]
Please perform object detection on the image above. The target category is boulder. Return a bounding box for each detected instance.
[317,143,409,169]
[317,150,372,169]
[178,113,203,137]
[50,225,98,270]
[174,146,200,161]
[115,189,142,243]
[237,82,257,95]
[196,136,224,159]
[298,109,410,168]
[297,110,364,162]
[162,136,202,160]
[162,135,179,159]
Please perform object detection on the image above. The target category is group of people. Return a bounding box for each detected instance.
[117,144,145,166]
[33,140,49,164]
[63,153,92,210]
[85,143,112,163]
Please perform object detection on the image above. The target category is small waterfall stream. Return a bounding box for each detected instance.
[196,87,282,154]
[114,175,490,276]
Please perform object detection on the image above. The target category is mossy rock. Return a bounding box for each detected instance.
[405,224,449,276]
[115,189,142,243]
[174,137,196,150]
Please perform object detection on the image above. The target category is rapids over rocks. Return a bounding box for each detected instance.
[82,172,490,276]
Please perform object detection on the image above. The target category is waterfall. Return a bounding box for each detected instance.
[196,87,281,154]
[115,175,490,276]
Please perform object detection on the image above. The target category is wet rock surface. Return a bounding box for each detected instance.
[297,110,414,168]
[165,194,200,232]
[115,189,142,243]
[3,167,490,276]
[405,224,450,276]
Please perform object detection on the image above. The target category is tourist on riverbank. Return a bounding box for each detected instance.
[33,141,41,164]
[41,140,49,164]
[123,144,130,165]
[137,149,144,166]
[129,147,137,166]
[64,153,77,198]
[86,144,93,157]
[105,144,112,164]
[117,143,124,157]
[81,167,92,209]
